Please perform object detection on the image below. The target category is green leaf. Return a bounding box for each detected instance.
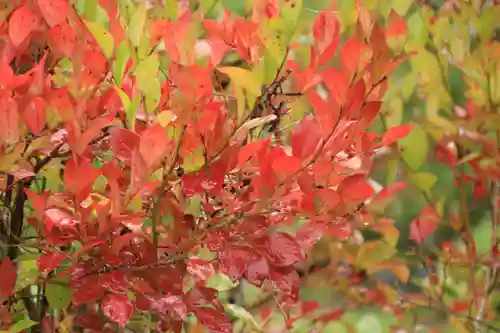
[113,42,131,87]
[398,122,428,170]
[281,0,303,42]
[206,274,239,291]
[356,241,396,269]
[46,279,73,309]
[185,196,202,217]
[391,0,412,15]
[406,12,428,46]
[114,85,131,113]
[323,322,349,333]
[225,304,262,331]
[83,0,98,21]
[128,2,147,47]
[9,316,37,333]
[85,21,114,58]
[135,54,160,94]
[355,314,383,333]
[222,0,246,16]
[384,96,403,127]
[217,67,262,96]
[14,259,38,291]
[181,146,206,173]
[127,94,142,131]
[165,0,179,20]
[409,172,437,197]
[144,78,161,113]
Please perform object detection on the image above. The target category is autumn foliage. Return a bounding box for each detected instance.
[0,0,499,332]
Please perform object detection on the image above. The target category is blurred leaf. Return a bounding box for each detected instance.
[222,0,246,16]
[355,313,383,333]
[356,241,396,269]
[398,122,428,170]
[323,321,348,333]
[224,304,261,330]
[8,316,37,333]
[408,172,437,197]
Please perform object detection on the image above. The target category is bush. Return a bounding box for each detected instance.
[0,0,498,332]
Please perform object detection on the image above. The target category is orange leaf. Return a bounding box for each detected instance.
[48,23,75,58]
[409,206,440,244]
[386,10,407,39]
[8,6,38,47]
[381,124,412,146]
[37,0,69,27]
[139,124,170,170]
[23,96,46,135]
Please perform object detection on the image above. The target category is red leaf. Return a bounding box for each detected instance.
[381,124,412,146]
[48,23,75,57]
[193,307,232,333]
[292,115,323,160]
[218,246,252,280]
[245,254,269,287]
[0,96,20,145]
[187,257,215,281]
[322,67,348,106]
[340,37,369,77]
[109,128,140,163]
[139,124,170,170]
[409,206,440,244]
[269,266,300,300]
[374,182,408,201]
[8,6,38,47]
[23,96,45,134]
[309,90,338,130]
[0,258,16,297]
[360,101,382,125]
[64,158,101,196]
[24,189,50,219]
[451,300,470,314]
[101,294,134,327]
[338,174,374,203]
[301,300,319,315]
[72,283,106,306]
[130,148,149,194]
[99,272,127,295]
[44,208,78,233]
[257,232,304,267]
[37,252,66,273]
[37,0,69,27]
[75,115,114,155]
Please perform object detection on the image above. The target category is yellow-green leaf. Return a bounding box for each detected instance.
[85,21,114,58]
[113,42,130,87]
[224,304,262,331]
[181,146,206,173]
[128,2,147,47]
[135,54,160,94]
[409,172,437,197]
[356,241,396,270]
[217,67,262,96]
[114,85,131,111]
[398,122,428,170]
